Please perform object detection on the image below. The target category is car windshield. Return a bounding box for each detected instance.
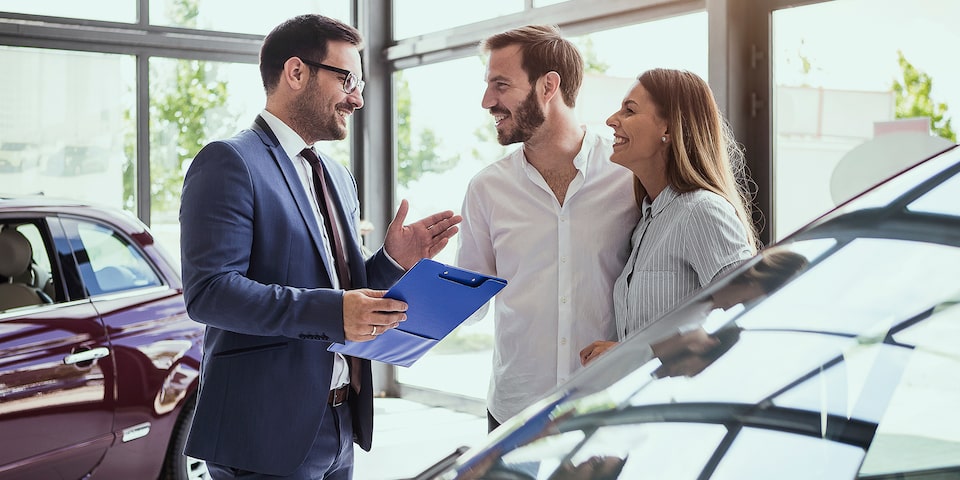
[441,147,960,480]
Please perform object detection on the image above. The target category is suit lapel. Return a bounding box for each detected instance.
[252,116,340,284]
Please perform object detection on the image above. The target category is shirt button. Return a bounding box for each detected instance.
[560,296,567,303]
[560,256,567,263]
[560,338,567,345]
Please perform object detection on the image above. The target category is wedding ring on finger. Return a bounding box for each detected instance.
[371,325,378,336]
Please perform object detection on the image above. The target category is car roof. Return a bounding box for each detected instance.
[0,195,150,234]
[0,194,89,209]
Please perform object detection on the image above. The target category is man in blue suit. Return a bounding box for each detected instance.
[179,14,461,479]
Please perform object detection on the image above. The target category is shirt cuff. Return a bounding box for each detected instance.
[383,249,404,270]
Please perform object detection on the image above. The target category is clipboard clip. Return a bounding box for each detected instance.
[439,269,486,288]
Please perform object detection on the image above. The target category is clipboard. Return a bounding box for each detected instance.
[328,258,507,367]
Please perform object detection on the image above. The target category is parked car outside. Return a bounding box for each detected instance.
[0,142,41,173]
[43,145,112,176]
[0,196,207,480]
[413,143,960,480]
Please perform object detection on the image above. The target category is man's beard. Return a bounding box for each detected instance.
[292,77,349,142]
[497,89,545,145]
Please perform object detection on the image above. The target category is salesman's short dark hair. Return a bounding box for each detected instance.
[259,14,363,94]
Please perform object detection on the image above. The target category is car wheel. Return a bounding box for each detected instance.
[159,394,210,480]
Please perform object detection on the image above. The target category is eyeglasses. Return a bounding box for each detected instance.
[300,58,365,94]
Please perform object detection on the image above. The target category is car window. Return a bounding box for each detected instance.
[906,170,960,217]
[566,423,724,479]
[460,423,727,480]
[67,219,162,295]
[825,146,958,217]
[712,427,864,480]
[624,239,960,478]
[0,221,57,312]
[857,298,960,478]
[739,238,960,335]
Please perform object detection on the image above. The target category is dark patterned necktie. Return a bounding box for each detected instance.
[301,147,352,289]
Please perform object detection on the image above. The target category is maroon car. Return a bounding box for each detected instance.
[0,196,206,480]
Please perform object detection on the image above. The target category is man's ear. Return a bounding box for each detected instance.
[282,57,309,91]
[541,71,561,103]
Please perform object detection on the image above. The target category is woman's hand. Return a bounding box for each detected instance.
[579,340,619,366]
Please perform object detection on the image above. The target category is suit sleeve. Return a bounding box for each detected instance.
[179,140,348,342]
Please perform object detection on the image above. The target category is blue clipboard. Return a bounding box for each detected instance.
[328,258,507,367]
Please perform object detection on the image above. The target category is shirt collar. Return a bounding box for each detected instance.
[642,184,681,218]
[260,109,311,161]
[518,125,595,176]
[571,126,592,172]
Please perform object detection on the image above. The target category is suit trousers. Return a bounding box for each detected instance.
[207,402,355,480]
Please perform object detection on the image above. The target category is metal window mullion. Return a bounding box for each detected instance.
[137,53,151,226]
[385,0,704,68]
[0,14,261,60]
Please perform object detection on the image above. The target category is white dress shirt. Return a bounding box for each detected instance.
[613,186,753,340]
[456,127,639,423]
[259,110,351,390]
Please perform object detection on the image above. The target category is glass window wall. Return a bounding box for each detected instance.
[0,46,135,210]
[393,0,524,39]
[771,0,960,240]
[0,0,135,23]
[149,0,350,34]
[393,56,500,399]
[147,58,264,263]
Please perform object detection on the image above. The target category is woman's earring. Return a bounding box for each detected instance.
[661,136,667,143]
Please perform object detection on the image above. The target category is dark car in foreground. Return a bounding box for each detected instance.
[0,197,207,479]
[415,143,960,480]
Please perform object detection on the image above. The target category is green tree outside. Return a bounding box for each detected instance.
[122,0,230,214]
[575,36,610,74]
[892,50,956,142]
[150,59,229,214]
[395,70,459,187]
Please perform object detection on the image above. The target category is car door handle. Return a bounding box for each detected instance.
[63,347,111,365]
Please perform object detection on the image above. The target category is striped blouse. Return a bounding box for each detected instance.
[613,185,753,340]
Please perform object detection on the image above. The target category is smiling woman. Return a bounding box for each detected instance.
[597,68,757,346]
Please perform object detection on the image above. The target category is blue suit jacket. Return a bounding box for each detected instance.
[179,117,403,475]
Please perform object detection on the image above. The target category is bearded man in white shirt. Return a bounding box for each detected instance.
[456,24,640,432]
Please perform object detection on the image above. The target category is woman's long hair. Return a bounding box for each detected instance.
[637,68,759,251]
